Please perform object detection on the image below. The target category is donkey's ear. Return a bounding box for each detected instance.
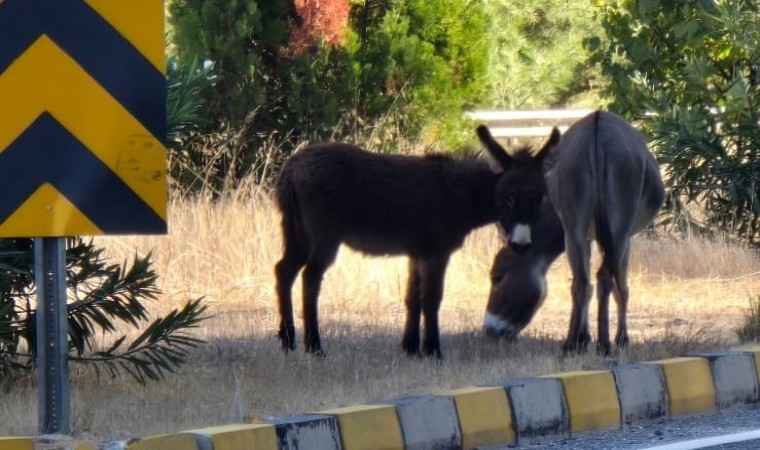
[535,126,561,163]
[477,125,512,173]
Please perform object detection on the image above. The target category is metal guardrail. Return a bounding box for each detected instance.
[465,109,595,140]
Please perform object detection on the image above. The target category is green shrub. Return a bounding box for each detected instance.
[593,0,760,241]
[167,0,492,184]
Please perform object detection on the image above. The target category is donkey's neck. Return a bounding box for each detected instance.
[447,163,501,229]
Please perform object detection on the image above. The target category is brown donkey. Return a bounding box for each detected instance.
[274,127,556,357]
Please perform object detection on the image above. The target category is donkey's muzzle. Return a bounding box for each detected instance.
[509,242,530,253]
[483,312,519,341]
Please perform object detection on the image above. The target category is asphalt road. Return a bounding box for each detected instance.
[491,404,760,450]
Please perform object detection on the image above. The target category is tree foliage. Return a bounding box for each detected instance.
[0,239,208,384]
[593,0,760,241]
[167,0,491,184]
[483,0,602,109]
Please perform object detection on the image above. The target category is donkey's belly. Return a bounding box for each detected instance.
[343,230,445,257]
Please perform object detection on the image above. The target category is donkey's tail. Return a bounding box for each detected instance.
[275,166,306,250]
[591,111,618,273]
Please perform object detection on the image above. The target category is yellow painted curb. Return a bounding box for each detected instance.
[72,441,96,450]
[0,437,32,450]
[184,423,277,450]
[544,370,621,433]
[316,404,403,450]
[443,386,514,447]
[650,357,716,416]
[125,434,199,450]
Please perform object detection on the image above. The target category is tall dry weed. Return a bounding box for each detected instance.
[2,188,759,442]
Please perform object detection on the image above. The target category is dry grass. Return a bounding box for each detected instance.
[1,192,759,443]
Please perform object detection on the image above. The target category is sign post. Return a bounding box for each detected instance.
[0,0,167,435]
[34,237,69,434]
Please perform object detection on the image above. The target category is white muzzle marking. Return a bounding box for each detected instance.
[483,312,516,337]
[510,223,531,245]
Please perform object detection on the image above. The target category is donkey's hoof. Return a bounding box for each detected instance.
[615,333,630,348]
[596,342,612,357]
[423,346,443,360]
[562,340,588,354]
[401,338,421,356]
[309,349,327,358]
[304,338,325,357]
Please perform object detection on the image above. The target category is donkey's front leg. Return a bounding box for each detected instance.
[613,240,632,348]
[420,255,450,359]
[402,259,422,355]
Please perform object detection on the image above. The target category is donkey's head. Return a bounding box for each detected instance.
[484,246,547,340]
[477,125,560,252]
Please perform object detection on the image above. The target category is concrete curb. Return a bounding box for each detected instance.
[9,347,760,450]
[612,363,669,426]
[315,404,403,450]
[0,437,32,450]
[442,387,513,448]
[266,414,342,450]
[701,352,759,409]
[102,434,198,450]
[184,423,278,450]
[381,396,461,450]
[543,370,621,434]
[648,357,717,417]
[496,377,568,444]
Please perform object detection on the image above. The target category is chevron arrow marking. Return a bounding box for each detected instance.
[0,113,166,236]
[84,0,165,74]
[0,0,165,140]
[0,36,167,221]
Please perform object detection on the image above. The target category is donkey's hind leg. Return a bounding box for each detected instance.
[301,242,340,356]
[612,239,632,348]
[596,263,614,356]
[564,237,592,353]
[597,236,632,354]
[275,244,308,351]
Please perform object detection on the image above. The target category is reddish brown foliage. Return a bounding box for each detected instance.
[288,0,350,56]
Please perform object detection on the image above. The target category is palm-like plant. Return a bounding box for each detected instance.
[0,238,207,385]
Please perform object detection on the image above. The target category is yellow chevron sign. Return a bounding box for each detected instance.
[0,0,166,236]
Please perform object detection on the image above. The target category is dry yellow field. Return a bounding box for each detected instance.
[1,192,759,443]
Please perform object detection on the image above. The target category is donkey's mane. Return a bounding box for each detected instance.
[424,145,538,165]
[510,146,538,163]
[423,146,483,162]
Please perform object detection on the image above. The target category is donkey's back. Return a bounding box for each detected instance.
[548,111,663,239]
[277,142,497,257]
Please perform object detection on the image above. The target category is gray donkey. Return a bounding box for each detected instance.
[483,111,664,355]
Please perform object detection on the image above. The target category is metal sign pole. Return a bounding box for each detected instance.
[34,237,70,435]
